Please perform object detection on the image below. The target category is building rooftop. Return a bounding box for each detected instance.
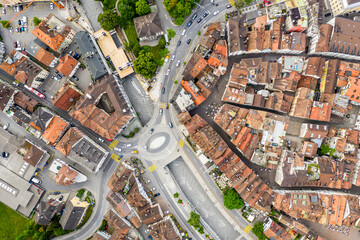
[138,203,163,225]
[55,165,79,186]
[104,209,131,238]
[148,216,181,240]
[60,197,89,230]
[106,191,131,218]
[41,115,68,145]
[70,74,133,140]
[56,54,79,77]
[133,12,163,41]
[0,83,15,111]
[13,91,39,113]
[51,81,82,111]
[107,162,134,192]
[34,199,63,226]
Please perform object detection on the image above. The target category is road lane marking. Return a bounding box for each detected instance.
[148,164,157,172]
[159,102,166,108]
[108,139,119,149]
[244,225,252,234]
[178,139,185,148]
[111,153,120,162]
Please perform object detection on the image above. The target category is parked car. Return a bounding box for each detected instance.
[151,187,156,191]
[98,137,105,142]
[168,122,173,128]
[50,2,54,9]
[166,68,170,75]
[187,39,191,44]
[149,128,154,134]
[18,19,21,25]
[227,4,232,8]
[69,50,73,56]
[2,8,6,14]
[146,179,151,183]
[192,14,198,20]
[159,109,163,115]
[15,27,19,32]
[176,60,181,67]
[9,27,12,33]
[166,104,169,109]
[203,12,209,18]
[24,26,27,32]
[187,20,193,27]
[17,41,20,48]
[177,40,181,46]
[3,123,9,130]
[197,17,203,23]
[21,27,24,32]
[182,29,186,35]
[13,41,17,48]
[131,150,138,154]
[2,152,9,158]
[31,177,41,184]
[164,210,170,214]
[154,193,160,197]
[72,76,79,81]
[59,195,63,201]
[213,10,219,15]
[57,74,62,79]
[171,54,175,61]
[53,191,61,195]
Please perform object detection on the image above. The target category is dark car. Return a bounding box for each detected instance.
[2,152,9,158]
[73,76,79,81]
[203,12,209,18]
[325,12,332,17]
[154,193,160,197]
[18,19,21,25]
[13,41,17,48]
[53,191,61,195]
[227,4,232,8]
[187,39,191,44]
[57,74,62,79]
[192,14,198,20]
[59,195,63,201]
[197,17,203,23]
[149,128,154,134]
[187,20,193,27]
[177,40,181,46]
[161,87,165,94]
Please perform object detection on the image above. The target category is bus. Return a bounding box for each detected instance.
[24,85,46,99]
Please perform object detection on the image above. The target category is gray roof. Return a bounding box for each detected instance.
[133,12,163,40]
[59,200,86,230]
[26,39,48,58]
[74,31,107,80]
[34,200,63,225]
[71,138,106,164]
[30,107,53,133]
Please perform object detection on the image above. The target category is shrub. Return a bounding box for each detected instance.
[33,17,42,26]
[134,128,139,133]
[174,192,179,198]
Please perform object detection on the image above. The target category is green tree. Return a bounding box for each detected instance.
[252,222,267,240]
[223,188,244,210]
[320,144,331,155]
[174,17,185,25]
[123,41,131,51]
[118,0,136,23]
[177,199,183,203]
[134,128,139,133]
[133,50,157,78]
[245,0,253,5]
[198,226,204,234]
[97,10,119,31]
[0,20,10,29]
[135,0,151,16]
[234,0,245,9]
[132,44,142,57]
[167,28,176,39]
[187,211,201,230]
[33,17,42,26]
[174,192,179,198]
[197,30,201,36]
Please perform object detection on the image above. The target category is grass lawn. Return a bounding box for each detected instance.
[103,0,117,10]
[0,202,29,240]
[124,23,139,48]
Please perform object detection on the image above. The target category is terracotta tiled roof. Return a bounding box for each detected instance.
[42,116,68,145]
[316,24,332,52]
[104,210,130,238]
[32,22,65,51]
[55,127,83,156]
[56,54,78,77]
[310,101,332,121]
[51,81,82,111]
[23,144,45,167]
[56,165,78,186]
[35,47,56,66]
[13,91,38,112]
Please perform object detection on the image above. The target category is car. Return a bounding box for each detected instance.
[73,53,79,58]
[9,28,12,33]
[53,191,61,195]
[192,13,198,20]
[17,41,20,48]
[2,152,9,158]
[166,104,169,109]
[215,3,218,6]
[98,137,105,142]
[31,177,41,184]
[186,39,191,44]
[118,155,123,160]
[166,68,170,75]
[227,4,232,8]
[182,29,186,35]
[187,20,193,27]
[164,210,170,214]
[168,122,173,128]
[3,123,9,130]
[159,108,163,115]
[171,54,175,61]
[203,12,209,18]
[161,87,165,94]
[325,12,332,17]
[126,143,132,147]
[15,27,19,32]
[146,179,151,183]
[72,76,79,81]
[2,8,5,14]
[164,54,169,62]
[114,147,121,152]
[21,27,24,32]
[176,60,181,67]
[19,5,23,11]
[131,150,138,154]
[13,41,17,48]
[149,128,154,134]
[12,81,19,86]
[177,40,181,46]
[69,50,73,56]
[154,193,160,197]
[144,146,147,151]
[50,2,54,9]
[197,17,203,23]
[214,10,219,15]
[145,229,149,233]
[18,19,21,25]
[13,6,17,12]
[59,195,64,201]
[151,187,156,191]
[24,26,27,32]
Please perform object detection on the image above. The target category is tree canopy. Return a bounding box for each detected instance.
[33,17,42,26]
[234,0,245,9]
[167,28,176,39]
[135,0,151,16]
[117,0,136,26]
[252,222,267,240]
[187,211,201,230]
[223,188,244,210]
[0,20,10,29]
[97,10,119,31]
[164,0,196,25]
[133,50,157,78]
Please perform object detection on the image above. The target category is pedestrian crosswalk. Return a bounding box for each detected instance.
[108,139,119,150]
[111,153,121,162]
[178,139,185,148]
[244,224,252,234]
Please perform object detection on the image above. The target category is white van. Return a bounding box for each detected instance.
[22,16,27,24]
[31,177,42,184]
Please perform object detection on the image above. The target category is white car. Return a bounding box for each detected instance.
[176,60,181,67]
[50,3,54,9]
[166,69,170,75]
[146,179,151,183]
[114,147,121,152]
[182,29,186,35]
[171,55,175,61]
[164,210,170,214]
[126,143,132,147]
[3,123,9,130]
[9,28,12,33]
[151,187,156,191]
[17,41,20,48]
[98,137,105,142]
[144,146,148,151]
[214,10,219,15]
[144,229,149,233]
